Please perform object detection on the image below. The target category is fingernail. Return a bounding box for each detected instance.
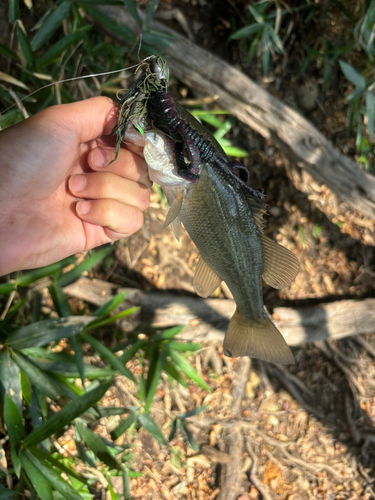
[76,200,91,215]
[70,175,86,192]
[92,148,109,168]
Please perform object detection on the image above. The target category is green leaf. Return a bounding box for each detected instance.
[16,24,35,69]
[21,450,83,500]
[57,246,113,287]
[0,282,17,295]
[21,370,32,405]
[111,410,138,440]
[0,109,23,130]
[81,332,135,382]
[8,0,19,23]
[0,484,18,498]
[168,418,177,442]
[117,339,145,363]
[84,306,139,331]
[49,283,72,317]
[339,60,366,89]
[122,0,142,28]
[76,421,119,470]
[0,349,22,415]
[179,405,208,419]
[178,420,199,452]
[151,325,185,343]
[123,467,130,500]
[228,23,261,41]
[7,316,94,349]
[30,446,88,486]
[78,4,135,42]
[25,380,112,446]
[0,42,19,60]
[37,25,93,67]
[93,291,128,318]
[4,394,25,448]
[145,0,160,26]
[19,452,53,500]
[366,90,375,139]
[163,358,187,387]
[223,145,249,158]
[69,334,85,386]
[145,350,165,413]
[31,1,71,51]
[11,352,61,401]
[16,256,77,287]
[138,412,166,445]
[166,349,211,392]
[249,4,264,24]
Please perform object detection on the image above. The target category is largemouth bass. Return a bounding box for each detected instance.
[119,57,298,363]
[126,124,299,364]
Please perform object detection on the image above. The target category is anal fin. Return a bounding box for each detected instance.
[261,234,299,289]
[193,254,222,298]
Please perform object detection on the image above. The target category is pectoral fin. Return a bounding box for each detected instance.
[162,193,184,230]
[193,254,222,298]
[260,234,299,289]
[223,309,294,364]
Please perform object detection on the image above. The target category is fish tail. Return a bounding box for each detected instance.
[223,309,294,364]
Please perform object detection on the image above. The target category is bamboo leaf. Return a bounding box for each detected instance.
[4,394,25,448]
[81,332,135,382]
[0,349,22,415]
[19,451,53,500]
[76,421,119,469]
[122,0,142,28]
[31,1,71,51]
[339,60,366,89]
[7,316,94,349]
[30,446,88,485]
[22,450,83,500]
[111,410,138,440]
[138,412,166,445]
[11,352,61,401]
[16,23,35,69]
[93,291,128,317]
[145,350,165,413]
[8,0,19,23]
[145,0,160,26]
[166,349,211,392]
[57,246,113,287]
[25,380,112,446]
[37,25,93,67]
[16,256,76,287]
[77,4,135,42]
[0,42,19,60]
[151,325,185,343]
[366,90,375,139]
[48,283,72,318]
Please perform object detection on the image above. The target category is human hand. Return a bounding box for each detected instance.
[0,96,151,276]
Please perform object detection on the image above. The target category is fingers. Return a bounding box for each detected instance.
[88,146,152,188]
[76,198,144,239]
[69,171,150,211]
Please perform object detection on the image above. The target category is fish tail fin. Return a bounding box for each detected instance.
[223,309,294,364]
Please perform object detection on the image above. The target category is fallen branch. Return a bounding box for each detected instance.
[95,5,375,220]
[63,277,375,347]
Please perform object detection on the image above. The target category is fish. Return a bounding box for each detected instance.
[126,120,299,363]
[121,58,299,363]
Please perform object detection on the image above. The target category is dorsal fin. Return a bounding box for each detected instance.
[162,193,184,230]
[193,254,222,298]
[260,234,299,289]
[243,190,268,233]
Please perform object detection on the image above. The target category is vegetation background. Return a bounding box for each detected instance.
[1,0,375,499]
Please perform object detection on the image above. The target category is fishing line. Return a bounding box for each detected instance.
[1,61,148,114]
